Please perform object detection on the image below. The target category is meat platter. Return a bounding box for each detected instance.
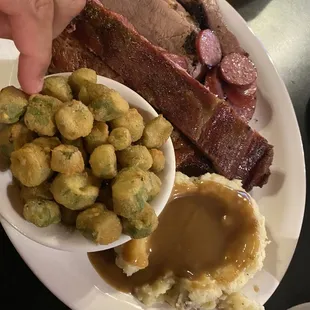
[0,0,306,309]
[49,0,274,192]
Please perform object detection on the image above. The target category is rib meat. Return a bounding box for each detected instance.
[73,1,219,141]
[52,0,273,190]
[171,130,213,176]
[50,27,211,177]
[49,29,123,83]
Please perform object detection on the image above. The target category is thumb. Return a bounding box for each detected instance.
[0,12,11,39]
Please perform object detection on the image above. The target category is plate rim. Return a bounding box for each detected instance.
[220,0,306,287]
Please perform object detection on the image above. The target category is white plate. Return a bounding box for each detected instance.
[0,0,306,308]
[289,304,310,310]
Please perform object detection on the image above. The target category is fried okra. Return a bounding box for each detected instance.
[112,167,149,218]
[24,94,64,136]
[32,137,61,153]
[42,76,73,102]
[51,144,84,174]
[0,122,35,158]
[60,206,79,226]
[149,149,165,173]
[145,171,162,201]
[10,143,52,187]
[61,137,88,162]
[68,68,97,94]
[78,82,110,105]
[142,115,173,148]
[50,171,99,210]
[55,100,94,140]
[0,86,28,124]
[88,87,129,122]
[84,121,109,154]
[20,182,53,202]
[23,199,61,227]
[89,144,117,179]
[122,203,158,239]
[110,108,144,142]
[108,127,131,151]
[118,145,153,170]
[79,82,129,121]
[76,203,122,245]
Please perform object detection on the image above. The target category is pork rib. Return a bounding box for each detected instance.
[61,0,273,190]
[171,129,214,176]
[50,29,211,177]
[49,28,123,83]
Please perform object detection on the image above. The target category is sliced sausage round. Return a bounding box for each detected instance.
[196,29,222,67]
[224,83,257,122]
[220,53,257,86]
[204,68,225,99]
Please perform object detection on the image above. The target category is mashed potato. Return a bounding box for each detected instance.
[115,172,268,310]
[115,238,150,276]
[218,293,264,310]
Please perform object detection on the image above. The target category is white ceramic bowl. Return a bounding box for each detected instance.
[0,73,176,252]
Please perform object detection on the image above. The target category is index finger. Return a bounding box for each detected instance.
[3,0,55,94]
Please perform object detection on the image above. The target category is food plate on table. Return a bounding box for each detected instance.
[289,304,310,310]
[0,0,305,309]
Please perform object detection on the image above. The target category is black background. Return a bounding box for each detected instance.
[1,1,310,309]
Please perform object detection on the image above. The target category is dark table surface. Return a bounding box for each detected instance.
[1,0,310,309]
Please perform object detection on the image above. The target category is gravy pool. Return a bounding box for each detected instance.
[88,181,260,293]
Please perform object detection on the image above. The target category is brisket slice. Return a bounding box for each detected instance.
[164,0,197,19]
[66,0,273,190]
[177,0,245,55]
[98,0,198,57]
[49,27,212,177]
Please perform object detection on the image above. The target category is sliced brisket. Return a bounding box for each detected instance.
[98,0,198,57]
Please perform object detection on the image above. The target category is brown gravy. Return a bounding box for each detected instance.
[88,181,259,293]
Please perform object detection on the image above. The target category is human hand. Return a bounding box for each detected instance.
[0,0,86,94]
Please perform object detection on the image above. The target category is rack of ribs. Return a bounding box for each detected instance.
[49,0,273,191]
